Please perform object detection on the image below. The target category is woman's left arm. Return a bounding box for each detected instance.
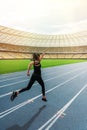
[39,53,45,61]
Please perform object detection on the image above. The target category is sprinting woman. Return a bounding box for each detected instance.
[10,53,47,102]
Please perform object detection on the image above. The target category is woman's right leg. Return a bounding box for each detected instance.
[19,75,35,93]
[10,74,36,101]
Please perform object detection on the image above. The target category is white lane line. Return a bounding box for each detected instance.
[0,75,26,82]
[0,67,86,97]
[0,67,86,89]
[0,79,29,88]
[0,69,64,82]
[0,66,58,79]
[0,70,86,119]
[0,92,12,98]
[0,70,46,82]
[38,83,87,130]
[0,94,41,119]
[0,99,34,118]
[0,72,26,79]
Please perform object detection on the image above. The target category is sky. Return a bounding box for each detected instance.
[0,0,87,34]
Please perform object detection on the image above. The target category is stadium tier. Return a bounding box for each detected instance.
[0,25,87,59]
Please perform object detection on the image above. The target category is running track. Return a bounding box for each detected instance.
[0,62,87,130]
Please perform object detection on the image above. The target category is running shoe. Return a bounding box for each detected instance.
[10,91,17,101]
[42,98,47,102]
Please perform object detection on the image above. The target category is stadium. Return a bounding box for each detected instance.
[0,25,87,74]
[0,0,87,130]
[0,25,87,60]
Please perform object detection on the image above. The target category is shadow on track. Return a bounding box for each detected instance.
[6,105,46,130]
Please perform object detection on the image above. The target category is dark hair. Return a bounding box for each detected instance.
[33,53,40,61]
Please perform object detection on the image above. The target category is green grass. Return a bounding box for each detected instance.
[0,59,87,74]
[0,60,30,74]
[41,59,87,68]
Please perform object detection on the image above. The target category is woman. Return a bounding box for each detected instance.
[10,53,47,101]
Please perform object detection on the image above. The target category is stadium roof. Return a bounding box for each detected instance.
[0,25,87,47]
[0,0,87,34]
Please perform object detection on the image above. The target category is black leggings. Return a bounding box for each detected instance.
[19,74,45,96]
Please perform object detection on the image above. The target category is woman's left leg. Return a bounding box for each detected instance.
[36,76,47,101]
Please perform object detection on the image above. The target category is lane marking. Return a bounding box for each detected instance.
[0,79,29,88]
[0,70,86,119]
[0,66,60,79]
[0,69,67,82]
[0,67,86,97]
[0,67,86,89]
[0,69,56,82]
[0,95,41,119]
[39,83,87,130]
[0,72,26,79]
[0,99,34,118]
[0,75,26,82]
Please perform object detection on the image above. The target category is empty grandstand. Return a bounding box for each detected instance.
[0,25,87,59]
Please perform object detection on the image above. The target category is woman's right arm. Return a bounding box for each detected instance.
[27,61,34,76]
